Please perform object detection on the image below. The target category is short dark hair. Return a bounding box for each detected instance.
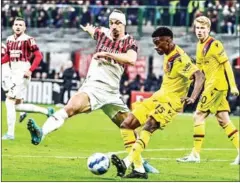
[152,27,173,39]
[14,17,25,22]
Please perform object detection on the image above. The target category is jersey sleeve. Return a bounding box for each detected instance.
[1,43,6,56]
[212,40,228,64]
[28,37,39,52]
[195,47,202,70]
[175,57,199,79]
[126,38,138,52]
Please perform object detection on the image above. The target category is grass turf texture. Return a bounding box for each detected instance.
[1,103,239,181]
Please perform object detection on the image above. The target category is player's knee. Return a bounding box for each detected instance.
[64,99,80,117]
[64,93,85,116]
[120,114,140,130]
[143,117,159,133]
[215,112,230,127]
[216,117,228,127]
[193,111,206,124]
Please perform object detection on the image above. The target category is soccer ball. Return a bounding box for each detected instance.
[87,153,110,175]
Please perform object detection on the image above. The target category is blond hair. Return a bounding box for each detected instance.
[194,16,211,28]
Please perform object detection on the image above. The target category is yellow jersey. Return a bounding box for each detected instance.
[196,36,229,91]
[153,45,199,111]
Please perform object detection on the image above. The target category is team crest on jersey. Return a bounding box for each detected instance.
[165,61,174,73]
[30,38,36,46]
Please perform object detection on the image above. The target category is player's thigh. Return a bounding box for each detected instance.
[64,91,91,117]
[7,77,30,100]
[1,75,12,92]
[149,101,177,129]
[132,97,177,129]
[197,89,229,114]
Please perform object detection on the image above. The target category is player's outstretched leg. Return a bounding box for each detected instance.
[111,154,127,177]
[19,107,54,123]
[27,118,43,145]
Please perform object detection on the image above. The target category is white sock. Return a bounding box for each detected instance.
[5,98,16,137]
[134,165,145,173]
[123,156,132,169]
[15,103,48,115]
[42,108,68,136]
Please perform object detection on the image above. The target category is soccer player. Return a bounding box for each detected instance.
[111,27,205,179]
[1,17,54,140]
[27,9,158,173]
[176,16,239,165]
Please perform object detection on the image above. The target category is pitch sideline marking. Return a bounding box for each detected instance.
[2,148,236,162]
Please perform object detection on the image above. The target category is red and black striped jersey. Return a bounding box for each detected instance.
[6,33,39,62]
[94,27,138,54]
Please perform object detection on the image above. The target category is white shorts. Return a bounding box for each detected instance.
[1,63,12,92]
[79,81,129,119]
[7,61,31,100]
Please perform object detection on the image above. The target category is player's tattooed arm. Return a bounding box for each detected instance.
[80,23,96,38]
[94,50,137,66]
[181,70,205,104]
[224,61,239,96]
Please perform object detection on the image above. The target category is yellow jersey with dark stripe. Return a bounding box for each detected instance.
[196,36,229,91]
[153,45,198,111]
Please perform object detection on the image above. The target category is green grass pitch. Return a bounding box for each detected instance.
[1,103,239,181]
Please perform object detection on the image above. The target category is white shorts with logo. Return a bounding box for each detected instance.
[79,81,129,119]
[7,61,31,100]
[1,63,13,92]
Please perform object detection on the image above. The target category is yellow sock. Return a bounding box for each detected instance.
[193,123,205,154]
[120,128,136,153]
[223,122,239,152]
[129,130,152,168]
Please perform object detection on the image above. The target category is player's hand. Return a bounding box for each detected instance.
[94,52,108,61]
[24,70,32,78]
[181,97,195,105]
[80,23,96,33]
[230,87,239,96]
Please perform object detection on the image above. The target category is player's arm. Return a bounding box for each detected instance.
[177,59,205,104]
[80,23,97,38]
[1,42,10,64]
[1,54,10,64]
[186,70,205,104]
[24,38,43,78]
[94,49,137,66]
[213,40,239,95]
[224,61,239,95]
[29,50,43,72]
